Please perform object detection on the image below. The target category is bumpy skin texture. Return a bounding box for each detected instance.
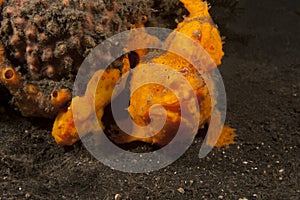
[0,0,153,118]
[126,0,233,147]
[52,0,235,147]
[53,69,121,145]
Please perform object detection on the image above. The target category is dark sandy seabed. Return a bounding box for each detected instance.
[0,0,299,199]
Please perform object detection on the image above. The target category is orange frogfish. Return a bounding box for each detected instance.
[52,0,235,147]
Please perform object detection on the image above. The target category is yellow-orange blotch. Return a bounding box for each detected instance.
[52,107,79,145]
